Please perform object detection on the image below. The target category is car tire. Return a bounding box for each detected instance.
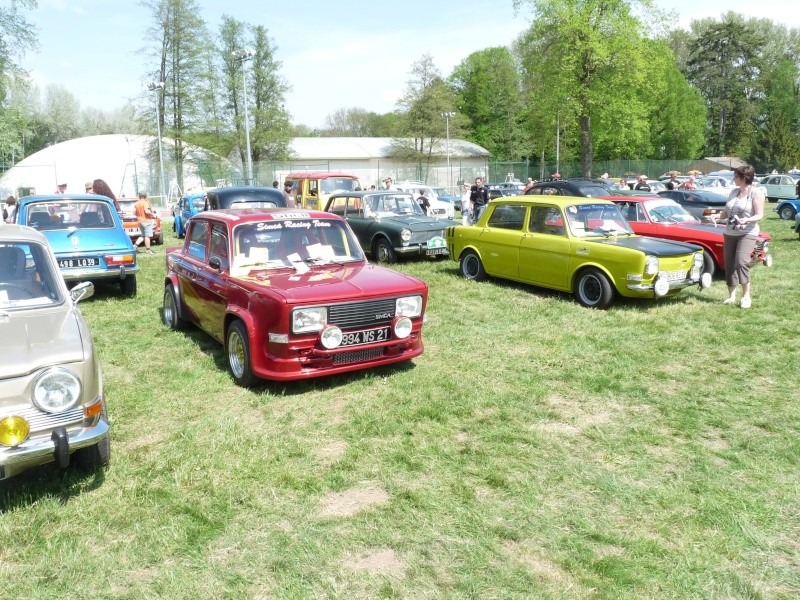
[574,268,614,309]
[373,238,397,264]
[73,408,110,470]
[226,320,257,387]
[702,251,716,278]
[162,284,187,330]
[779,205,796,220]
[459,250,486,281]
[120,275,137,296]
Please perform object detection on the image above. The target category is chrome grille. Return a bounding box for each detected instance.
[333,347,385,364]
[408,229,444,244]
[2,406,84,432]
[328,298,397,329]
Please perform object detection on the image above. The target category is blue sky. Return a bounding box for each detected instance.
[22,0,799,128]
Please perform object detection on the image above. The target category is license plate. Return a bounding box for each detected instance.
[58,257,99,268]
[425,247,447,256]
[125,228,139,235]
[340,326,391,347]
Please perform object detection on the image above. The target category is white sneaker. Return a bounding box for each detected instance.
[740,296,751,309]
[722,297,736,305]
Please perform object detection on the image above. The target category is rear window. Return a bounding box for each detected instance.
[26,201,115,230]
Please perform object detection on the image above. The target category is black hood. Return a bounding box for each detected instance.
[592,236,701,257]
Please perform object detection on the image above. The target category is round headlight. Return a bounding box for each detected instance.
[393,316,413,339]
[0,415,30,447]
[32,368,81,413]
[653,275,670,297]
[400,228,412,242]
[320,325,343,349]
[644,255,660,276]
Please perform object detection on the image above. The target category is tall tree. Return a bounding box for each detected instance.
[450,47,528,160]
[394,54,460,182]
[320,108,398,137]
[684,13,764,157]
[514,0,659,176]
[141,0,211,190]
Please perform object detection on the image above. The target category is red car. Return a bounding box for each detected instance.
[162,208,428,385]
[118,198,163,244]
[607,195,773,277]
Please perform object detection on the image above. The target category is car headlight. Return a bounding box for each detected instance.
[32,368,81,414]
[396,295,423,318]
[320,325,343,349]
[400,228,411,242]
[393,316,413,339]
[292,307,327,333]
[693,252,703,269]
[644,255,659,276]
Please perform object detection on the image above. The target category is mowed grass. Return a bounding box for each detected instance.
[1,213,799,599]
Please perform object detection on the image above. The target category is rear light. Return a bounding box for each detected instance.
[106,254,135,266]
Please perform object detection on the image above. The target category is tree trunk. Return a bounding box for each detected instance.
[580,113,592,177]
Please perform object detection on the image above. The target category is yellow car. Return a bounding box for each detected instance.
[446,196,711,309]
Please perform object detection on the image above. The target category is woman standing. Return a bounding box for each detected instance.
[460,183,472,226]
[714,165,764,308]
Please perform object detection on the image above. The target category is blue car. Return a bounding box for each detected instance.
[775,198,800,221]
[174,192,206,239]
[16,194,140,295]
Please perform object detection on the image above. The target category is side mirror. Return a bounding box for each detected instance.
[209,256,222,271]
[70,281,94,303]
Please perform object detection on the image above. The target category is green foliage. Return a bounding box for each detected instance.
[320,108,400,137]
[250,25,292,162]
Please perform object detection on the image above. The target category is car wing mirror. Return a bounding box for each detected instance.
[70,281,94,303]
[209,256,222,271]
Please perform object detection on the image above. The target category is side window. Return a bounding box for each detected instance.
[327,197,347,216]
[487,204,526,230]
[309,180,318,196]
[529,206,565,235]
[187,220,209,261]
[526,187,542,195]
[210,225,229,270]
[348,196,362,213]
[541,187,559,196]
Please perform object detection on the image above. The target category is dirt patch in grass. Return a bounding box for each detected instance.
[503,541,575,585]
[315,439,348,466]
[316,482,389,518]
[343,547,405,577]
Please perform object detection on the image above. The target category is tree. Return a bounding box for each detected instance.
[0,0,38,101]
[393,54,461,181]
[514,0,661,176]
[141,0,211,190]
[450,47,528,160]
[684,13,764,157]
[320,108,398,137]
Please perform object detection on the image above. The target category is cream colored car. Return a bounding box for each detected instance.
[0,225,109,481]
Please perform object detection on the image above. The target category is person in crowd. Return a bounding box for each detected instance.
[369,184,376,190]
[711,164,764,309]
[416,189,430,215]
[460,182,472,226]
[551,172,561,180]
[91,178,121,210]
[85,181,94,193]
[796,177,800,198]
[283,181,296,207]
[470,177,490,224]
[272,180,279,188]
[681,177,696,190]
[132,191,156,254]
[3,196,17,223]
[55,183,67,194]
[382,177,395,190]
[634,175,651,192]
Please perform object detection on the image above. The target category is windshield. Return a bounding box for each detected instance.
[191,197,205,210]
[578,185,613,197]
[0,242,63,308]
[230,218,364,275]
[321,178,359,194]
[565,203,634,238]
[365,193,425,217]
[118,200,136,216]
[648,202,697,223]
[26,200,116,230]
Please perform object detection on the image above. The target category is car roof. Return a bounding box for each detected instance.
[19,193,117,204]
[285,172,357,179]
[0,223,50,244]
[193,207,339,224]
[329,190,412,198]
[491,195,614,207]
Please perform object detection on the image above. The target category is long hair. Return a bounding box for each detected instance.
[92,179,120,210]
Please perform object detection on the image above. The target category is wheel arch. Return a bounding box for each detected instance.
[570,262,617,293]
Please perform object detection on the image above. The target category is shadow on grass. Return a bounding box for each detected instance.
[0,461,107,512]
[154,305,418,397]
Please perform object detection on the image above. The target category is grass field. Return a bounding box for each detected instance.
[1,211,799,599]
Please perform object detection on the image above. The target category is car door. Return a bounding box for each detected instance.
[341,196,371,250]
[194,224,230,342]
[178,220,213,333]
[518,205,570,289]
[477,204,527,278]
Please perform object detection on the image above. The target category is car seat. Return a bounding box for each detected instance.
[0,246,27,281]
[79,212,102,226]
[28,212,52,229]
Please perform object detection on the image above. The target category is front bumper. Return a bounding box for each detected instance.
[396,244,449,257]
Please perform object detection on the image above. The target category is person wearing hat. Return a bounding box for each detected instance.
[283,181,296,207]
[55,183,67,194]
[382,177,396,191]
[634,175,651,192]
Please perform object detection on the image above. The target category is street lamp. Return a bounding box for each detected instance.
[147,81,166,204]
[233,49,255,184]
[441,111,456,191]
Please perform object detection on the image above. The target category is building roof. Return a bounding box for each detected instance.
[290,137,490,160]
